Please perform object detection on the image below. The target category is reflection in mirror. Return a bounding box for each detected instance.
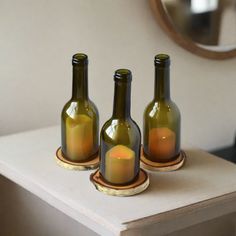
[161,0,236,52]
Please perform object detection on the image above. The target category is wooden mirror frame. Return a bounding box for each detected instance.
[150,0,236,60]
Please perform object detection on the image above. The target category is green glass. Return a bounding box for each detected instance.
[61,53,99,162]
[143,54,181,163]
[100,69,141,185]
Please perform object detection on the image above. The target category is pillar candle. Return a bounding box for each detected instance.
[66,114,93,161]
[148,127,176,162]
[105,145,135,184]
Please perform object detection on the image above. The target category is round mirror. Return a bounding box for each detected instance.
[150,0,236,59]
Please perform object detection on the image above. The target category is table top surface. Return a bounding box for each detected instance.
[0,126,236,235]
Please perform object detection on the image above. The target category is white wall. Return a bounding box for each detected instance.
[0,0,235,150]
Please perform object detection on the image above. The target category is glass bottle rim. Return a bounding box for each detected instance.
[72,53,88,66]
[114,69,132,82]
[155,54,170,67]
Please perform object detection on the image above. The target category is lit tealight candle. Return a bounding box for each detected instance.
[105,145,135,184]
[148,127,176,162]
[66,114,93,162]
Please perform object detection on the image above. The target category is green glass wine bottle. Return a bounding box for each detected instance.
[61,53,99,162]
[143,54,181,163]
[100,69,141,185]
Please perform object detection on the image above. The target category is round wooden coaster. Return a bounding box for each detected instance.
[141,149,186,171]
[55,147,99,171]
[90,169,149,197]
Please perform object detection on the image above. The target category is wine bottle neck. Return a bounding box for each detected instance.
[154,67,170,101]
[72,65,88,100]
[112,81,131,119]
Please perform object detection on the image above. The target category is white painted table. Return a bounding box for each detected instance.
[0,126,236,236]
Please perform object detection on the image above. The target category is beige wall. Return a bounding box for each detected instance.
[0,0,235,150]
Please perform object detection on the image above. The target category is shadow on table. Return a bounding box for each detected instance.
[142,148,234,196]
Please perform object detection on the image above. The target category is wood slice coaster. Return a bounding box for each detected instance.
[55,147,99,170]
[90,169,149,197]
[141,148,186,171]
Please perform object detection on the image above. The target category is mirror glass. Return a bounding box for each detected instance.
[161,0,236,52]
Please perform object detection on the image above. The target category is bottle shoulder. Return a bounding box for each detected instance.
[144,99,180,118]
[101,117,141,139]
[61,98,99,119]
[102,117,139,129]
[88,99,99,115]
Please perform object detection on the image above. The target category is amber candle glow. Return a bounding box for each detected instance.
[148,127,176,162]
[105,145,135,184]
[66,114,93,161]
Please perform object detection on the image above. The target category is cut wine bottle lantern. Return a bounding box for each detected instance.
[56,53,99,170]
[141,54,186,171]
[90,69,149,196]
[100,69,141,185]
